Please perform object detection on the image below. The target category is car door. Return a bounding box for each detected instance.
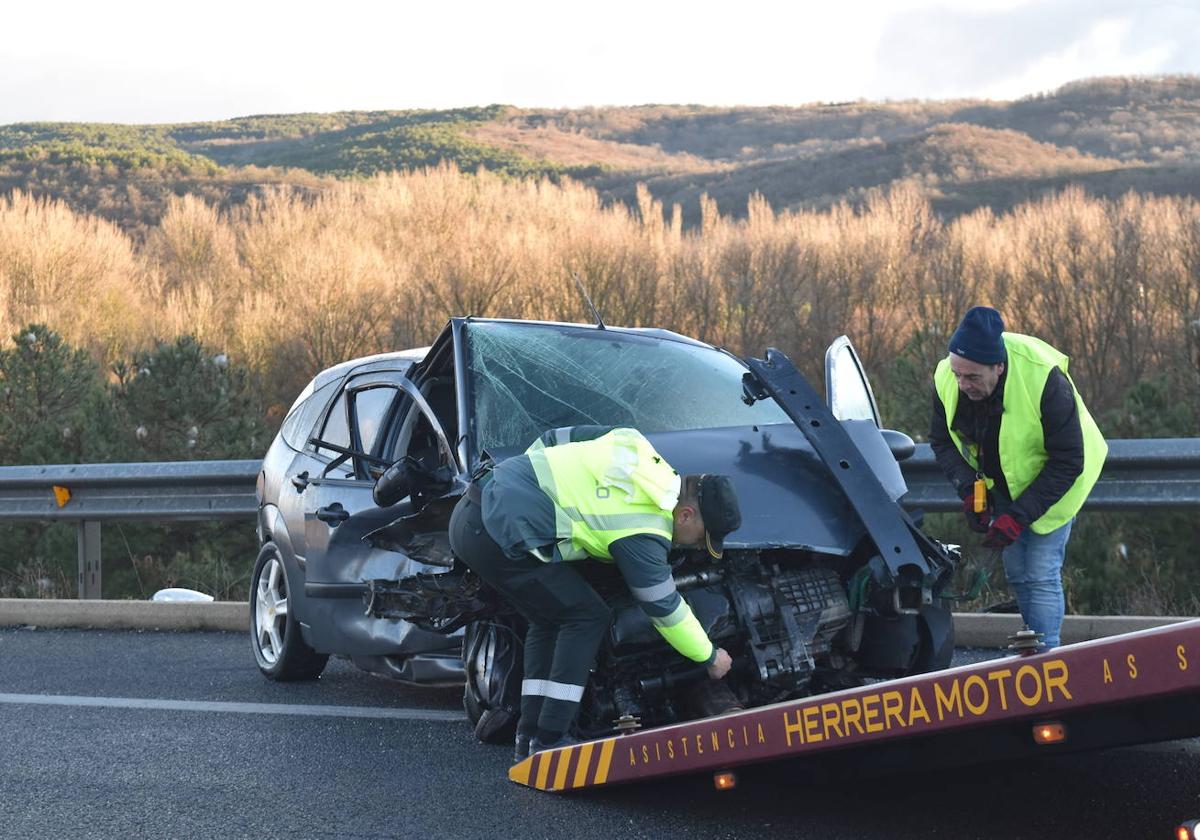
[824,334,881,426]
[302,372,459,588]
[824,335,908,500]
[272,377,344,565]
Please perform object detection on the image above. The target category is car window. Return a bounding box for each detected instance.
[280,379,338,451]
[354,386,398,455]
[465,322,790,453]
[317,390,351,457]
[307,373,413,477]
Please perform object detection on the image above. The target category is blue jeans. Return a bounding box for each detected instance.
[1002,518,1074,649]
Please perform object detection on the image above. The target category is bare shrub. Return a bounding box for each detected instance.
[3,166,1200,432]
[0,191,150,365]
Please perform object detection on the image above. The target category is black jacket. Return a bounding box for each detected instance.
[929,367,1084,526]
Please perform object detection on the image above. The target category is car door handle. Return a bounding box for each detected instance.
[315,503,350,525]
[291,471,310,492]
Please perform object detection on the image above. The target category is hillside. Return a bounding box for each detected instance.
[592,123,1128,223]
[4,75,1200,232]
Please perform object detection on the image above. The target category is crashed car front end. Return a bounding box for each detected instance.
[362,319,958,732]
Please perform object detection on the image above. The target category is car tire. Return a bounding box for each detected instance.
[462,617,522,744]
[250,542,328,681]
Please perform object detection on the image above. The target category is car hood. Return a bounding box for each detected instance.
[641,422,908,556]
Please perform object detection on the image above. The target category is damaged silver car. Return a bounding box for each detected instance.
[251,318,958,740]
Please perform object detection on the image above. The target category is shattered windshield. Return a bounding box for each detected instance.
[466,322,790,453]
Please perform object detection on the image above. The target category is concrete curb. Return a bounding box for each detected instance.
[0,598,247,632]
[0,599,1192,643]
[951,612,1191,647]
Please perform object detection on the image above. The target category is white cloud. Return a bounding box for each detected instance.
[0,0,1196,122]
[978,17,1176,100]
[871,0,1200,101]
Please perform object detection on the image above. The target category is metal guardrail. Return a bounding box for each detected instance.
[0,460,259,598]
[901,437,1200,511]
[0,438,1196,598]
[0,460,260,521]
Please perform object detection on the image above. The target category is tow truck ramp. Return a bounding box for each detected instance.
[510,620,1200,791]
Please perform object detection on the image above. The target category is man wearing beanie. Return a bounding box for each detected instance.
[930,307,1107,650]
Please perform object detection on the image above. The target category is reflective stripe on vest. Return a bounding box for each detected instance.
[935,332,1108,534]
[525,428,676,561]
[629,578,678,603]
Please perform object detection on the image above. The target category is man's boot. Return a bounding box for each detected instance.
[514,731,533,763]
[529,732,581,754]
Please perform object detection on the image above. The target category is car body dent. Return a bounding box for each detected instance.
[299,593,460,658]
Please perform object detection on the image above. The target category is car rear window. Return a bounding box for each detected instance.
[465,322,789,453]
[280,379,338,451]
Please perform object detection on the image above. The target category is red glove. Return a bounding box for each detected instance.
[982,513,1023,548]
[961,494,990,534]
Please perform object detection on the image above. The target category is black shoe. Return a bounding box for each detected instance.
[530,734,580,754]
[514,732,532,763]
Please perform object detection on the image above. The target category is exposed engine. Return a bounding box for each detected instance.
[567,553,853,737]
[371,537,960,741]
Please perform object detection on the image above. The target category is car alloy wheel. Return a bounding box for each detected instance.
[255,554,288,666]
[249,542,328,681]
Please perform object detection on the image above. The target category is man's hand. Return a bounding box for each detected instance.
[706,648,732,680]
[982,513,1024,548]
[961,494,991,534]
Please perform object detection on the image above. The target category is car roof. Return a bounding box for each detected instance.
[307,347,430,391]
[460,317,714,350]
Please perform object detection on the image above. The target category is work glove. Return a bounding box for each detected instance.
[982,513,1024,549]
[961,494,991,534]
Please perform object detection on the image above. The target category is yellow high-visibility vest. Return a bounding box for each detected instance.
[525,427,677,561]
[935,333,1107,534]
[525,428,713,662]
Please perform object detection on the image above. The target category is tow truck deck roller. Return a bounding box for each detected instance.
[510,619,1200,792]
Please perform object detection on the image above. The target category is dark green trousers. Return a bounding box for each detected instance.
[448,492,611,741]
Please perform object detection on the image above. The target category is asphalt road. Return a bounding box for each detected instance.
[1,628,1197,840]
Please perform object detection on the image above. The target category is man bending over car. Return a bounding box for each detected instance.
[448,425,740,763]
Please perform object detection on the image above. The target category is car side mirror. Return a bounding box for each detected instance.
[374,454,456,508]
[881,429,916,462]
[373,459,413,507]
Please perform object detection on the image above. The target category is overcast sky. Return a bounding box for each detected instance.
[2,0,1197,124]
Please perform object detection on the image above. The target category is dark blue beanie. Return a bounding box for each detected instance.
[948,306,1006,364]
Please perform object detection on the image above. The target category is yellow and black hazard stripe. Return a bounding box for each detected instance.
[509,738,617,791]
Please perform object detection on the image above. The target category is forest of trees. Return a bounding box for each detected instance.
[0,161,1196,611]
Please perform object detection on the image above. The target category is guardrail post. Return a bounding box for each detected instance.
[77,520,101,599]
